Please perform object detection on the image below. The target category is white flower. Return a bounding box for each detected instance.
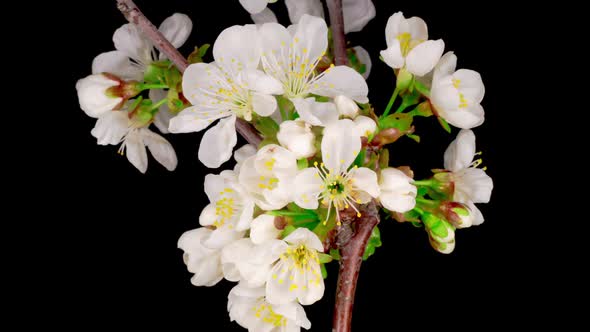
[234,144,258,173]
[431,53,486,129]
[251,7,278,24]
[91,110,177,173]
[266,228,325,305]
[221,238,283,287]
[250,214,283,245]
[76,74,123,118]
[228,283,311,332]
[277,120,317,158]
[334,95,359,119]
[239,144,298,210]
[239,0,277,14]
[92,13,192,130]
[178,227,224,287]
[443,129,493,225]
[199,170,254,248]
[352,115,377,138]
[380,12,444,77]
[285,0,375,33]
[378,168,417,213]
[258,15,368,120]
[293,120,380,224]
[169,25,283,168]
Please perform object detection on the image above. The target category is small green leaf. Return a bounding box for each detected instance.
[379,113,413,131]
[198,44,211,58]
[417,187,428,196]
[329,249,341,261]
[281,225,297,238]
[414,80,431,97]
[297,158,309,170]
[318,253,333,264]
[352,149,366,168]
[321,263,328,279]
[407,134,421,143]
[287,203,304,213]
[362,226,382,260]
[253,116,280,138]
[437,116,452,133]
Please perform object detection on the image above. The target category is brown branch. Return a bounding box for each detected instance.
[326,0,348,66]
[115,0,262,146]
[332,202,380,332]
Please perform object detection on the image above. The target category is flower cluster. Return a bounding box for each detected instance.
[77,3,493,331]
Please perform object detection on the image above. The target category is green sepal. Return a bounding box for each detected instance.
[379,113,413,131]
[378,149,390,169]
[187,44,211,64]
[417,187,428,196]
[318,253,333,264]
[143,60,172,85]
[437,116,452,133]
[297,158,309,170]
[407,134,420,143]
[352,149,366,168]
[396,68,413,90]
[414,79,431,97]
[362,226,382,260]
[329,248,341,261]
[321,263,328,279]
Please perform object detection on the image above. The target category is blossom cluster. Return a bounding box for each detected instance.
[76,2,493,330]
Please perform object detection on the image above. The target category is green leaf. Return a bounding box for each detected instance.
[281,225,297,238]
[198,44,211,58]
[379,113,413,131]
[417,187,428,196]
[318,253,333,264]
[362,226,382,260]
[329,249,341,261]
[414,79,431,97]
[321,264,328,279]
[297,158,309,170]
[407,134,421,143]
[437,116,452,133]
[287,203,304,213]
[352,149,366,168]
[253,116,280,138]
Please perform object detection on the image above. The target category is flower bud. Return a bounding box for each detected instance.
[353,115,377,138]
[378,168,417,213]
[334,95,359,118]
[440,201,473,228]
[277,120,317,158]
[396,68,413,90]
[76,74,123,118]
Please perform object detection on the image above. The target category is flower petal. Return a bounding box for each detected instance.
[385,12,404,47]
[251,7,278,24]
[432,51,457,85]
[91,111,128,145]
[76,74,122,118]
[380,40,405,70]
[291,97,338,127]
[124,131,148,173]
[240,69,284,95]
[443,103,485,129]
[285,0,325,26]
[142,129,177,171]
[353,46,372,79]
[321,119,361,173]
[342,0,375,33]
[239,0,269,14]
[113,23,153,64]
[444,129,476,172]
[293,168,323,209]
[454,69,485,103]
[254,144,298,178]
[178,228,223,287]
[406,16,428,41]
[213,25,260,73]
[181,62,228,107]
[251,92,278,117]
[250,214,282,245]
[349,167,380,198]
[283,227,324,251]
[455,168,493,203]
[406,39,445,77]
[199,204,217,227]
[203,228,245,250]
[158,13,192,49]
[292,14,328,64]
[168,106,227,134]
[149,89,174,134]
[198,115,237,168]
[92,51,143,81]
[273,302,311,330]
[312,66,369,103]
[467,201,485,226]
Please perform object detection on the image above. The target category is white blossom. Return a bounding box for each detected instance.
[178,228,224,287]
[76,74,122,118]
[277,120,317,158]
[378,168,417,213]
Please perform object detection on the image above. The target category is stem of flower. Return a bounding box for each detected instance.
[139,83,169,91]
[149,98,168,112]
[413,179,434,187]
[416,197,438,208]
[115,0,262,147]
[395,100,412,114]
[382,87,400,118]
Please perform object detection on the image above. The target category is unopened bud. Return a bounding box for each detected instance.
[76,74,124,118]
[334,95,359,118]
[353,115,377,138]
[277,120,317,158]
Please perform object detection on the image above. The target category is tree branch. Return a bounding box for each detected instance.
[115,0,261,146]
[326,0,348,66]
[332,202,380,332]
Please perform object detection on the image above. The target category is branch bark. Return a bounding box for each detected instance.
[115,0,261,146]
[326,0,348,66]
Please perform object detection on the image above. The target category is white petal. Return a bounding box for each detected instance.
[292,14,328,64]
[158,13,192,49]
[199,204,217,227]
[380,191,416,213]
[312,66,369,103]
[283,228,324,251]
[385,12,404,47]
[254,144,298,178]
[353,46,372,79]
[432,51,457,85]
[444,129,476,172]
[353,115,377,138]
[124,131,148,173]
[378,168,417,213]
[293,168,323,209]
[91,111,128,145]
[334,95,359,118]
[113,23,153,64]
[467,201,485,226]
[168,106,227,134]
[213,25,260,73]
[177,228,223,287]
[203,228,245,249]
[258,21,291,60]
[198,115,238,168]
[349,167,380,198]
[149,89,173,134]
[239,0,269,14]
[251,92,278,117]
[455,168,493,203]
[76,74,122,118]
[406,16,428,41]
[250,214,281,245]
[277,120,317,159]
[291,97,339,127]
[266,261,297,304]
[285,0,325,26]
[251,7,278,24]
[406,39,445,77]
[240,69,284,95]
[443,103,485,129]
[454,69,485,103]
[142,129,177,171]
[181,62,230,108]
[92,51,143,81]
[236,199,255,231]
[321,119,361,174]
[342,0,375,33]
[234,144,257,164]
[273,302,311,330]
[380,40,405,70]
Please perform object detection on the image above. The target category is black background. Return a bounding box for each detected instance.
[34,0,551,329]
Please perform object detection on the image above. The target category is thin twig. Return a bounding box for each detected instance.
[115,0,261,146]
[326,0,348,66]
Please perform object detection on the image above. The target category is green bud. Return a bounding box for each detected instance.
[396,68,414,90]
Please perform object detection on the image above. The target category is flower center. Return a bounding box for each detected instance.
[397,32,424,57]
[252,300,286,327]
[281,244,319,272]
[452,78,469,109]
[314,162,362,225]
[214,188,240,229]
